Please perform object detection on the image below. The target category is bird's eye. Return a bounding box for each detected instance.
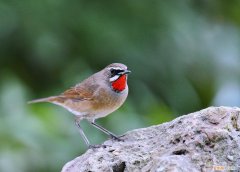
[110,69,123,77]
[110,69,117,77]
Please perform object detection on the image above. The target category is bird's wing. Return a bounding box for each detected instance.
[61,86,93,101]
[60,77,99,102]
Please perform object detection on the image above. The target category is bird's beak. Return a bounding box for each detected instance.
[120,70,131,75]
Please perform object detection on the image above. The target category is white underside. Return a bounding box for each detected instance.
[52,101,87,116]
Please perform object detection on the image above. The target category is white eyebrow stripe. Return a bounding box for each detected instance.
[108,67,123,71]
[109,75,120,82]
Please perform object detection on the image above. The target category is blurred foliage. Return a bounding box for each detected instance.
[0,0,240,171]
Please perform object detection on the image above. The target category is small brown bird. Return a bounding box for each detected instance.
[29,63,131,148]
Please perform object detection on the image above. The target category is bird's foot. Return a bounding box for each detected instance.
[110,135,124,142]
[88,144,107,149]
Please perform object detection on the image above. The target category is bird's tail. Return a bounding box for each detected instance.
[28,96,58,104]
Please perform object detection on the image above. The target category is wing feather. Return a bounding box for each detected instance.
[60,77,99,101]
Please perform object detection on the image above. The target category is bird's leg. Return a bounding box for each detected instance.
[75,119,91,148]
[75,119,106,149]
[89,120,122,141]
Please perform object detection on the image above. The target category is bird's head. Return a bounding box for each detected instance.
[105,63,131,92]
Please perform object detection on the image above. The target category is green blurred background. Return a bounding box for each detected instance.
[0,0,240,171]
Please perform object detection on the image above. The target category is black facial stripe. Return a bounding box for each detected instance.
[110,69,124,77]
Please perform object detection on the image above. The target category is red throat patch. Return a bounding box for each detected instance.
[111,75,127,92]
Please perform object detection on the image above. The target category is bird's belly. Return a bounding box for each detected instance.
[92,108,116,119]
[52,100,89,116]
[87,103,123,121]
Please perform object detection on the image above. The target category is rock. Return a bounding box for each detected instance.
[62,106,240,172]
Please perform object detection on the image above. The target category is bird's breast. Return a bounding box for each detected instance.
[90,86,128,117]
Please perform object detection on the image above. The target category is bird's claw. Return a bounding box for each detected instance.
[88,144,107,149]
[110,135,124,142]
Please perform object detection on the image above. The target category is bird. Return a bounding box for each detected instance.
[28,63,131,148]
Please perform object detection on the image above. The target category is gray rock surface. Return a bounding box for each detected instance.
[62,107,240,172]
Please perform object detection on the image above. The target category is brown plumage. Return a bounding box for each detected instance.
[29,63,131,148]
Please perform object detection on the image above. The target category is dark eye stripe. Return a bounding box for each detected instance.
[110,69,124,77]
